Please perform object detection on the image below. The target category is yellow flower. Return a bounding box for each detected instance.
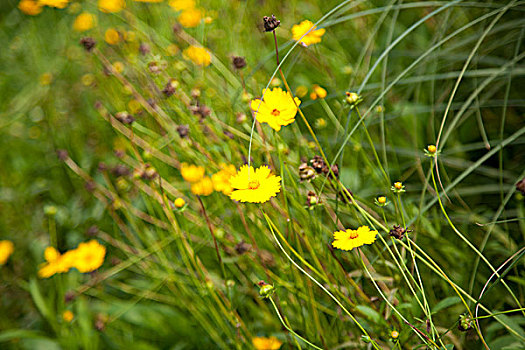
[39,0,69,9]
[104,28,120,45]
[295,85,308,98]
[98,0,125,13]
[250,88,301,131]
[0,240,14,265]
[134,0,162,2]
[18,0,43,15]
[212,164,236,195]
[72,240,106,273]
[63,310,74,322]
[178,8,202,28]
[312,84,327,99]
[191,176,214,196]
[112,61,124,73]
[181,163,205,183]
[38,248,76,278]
[167,44,179,55]
[252,336,283,350]
[229,165,281,203]
[332,226,378,251]
[427,145,437,154]
[174,197,185,208]
[73,12,95,32]
[40,72,53,85]
[169,0,194,10]
[291,20,326,46]
[183,45,211,66]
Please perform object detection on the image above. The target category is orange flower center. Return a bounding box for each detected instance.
[348,230,359,239]
[248,180,260,189]
[271,108,280,116]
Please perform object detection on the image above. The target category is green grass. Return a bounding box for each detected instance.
[1,0,525,349]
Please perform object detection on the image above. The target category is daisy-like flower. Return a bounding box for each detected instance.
[181,163,205,183]
[73,13,95,32]
[72,240,106,273]
[229,165,281,203]
[183,46,211,66]
[18,0,43,15]
[252,336,283,350]
[169,0,195,11]
[291,20,326,46]
[212,163,236,195]
[250,88,301,131]
[0,240,14,265]
[39,0,69,9]
[332,226,378,251]
[190,176,214,196]
[178,8,202,28]
[98,0,125,13]
[38,247,76,278]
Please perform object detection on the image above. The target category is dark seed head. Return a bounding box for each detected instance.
[57,149,68,161]
[177,124,190,138]
[263,15,280,32]
[389,225,411,240]
[516,178,525,195]
[232,56,247,69]
[80,37,96,52]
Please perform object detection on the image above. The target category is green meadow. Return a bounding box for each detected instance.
[1,0,524,349]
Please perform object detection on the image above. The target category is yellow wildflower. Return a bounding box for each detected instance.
[40,72,53,85]
[73,12,95,32]
[134,0,162,2]
[0,240,14,265]
[183,45,211,66]
[291,20,326,46]
[112,61,124,73]
[63,310,74,322]
[39,0,69,9]
[332,226,378,251]
[38,248,76,278]
[191,177,214,196]
[250,87,301,131]
[427,145,437,154]
[178,8,202,28]
[212,164,236,195]
[104,28,120,45]
[229,165,281,203]
[312,84,327,99]
[167,44,179,55]
[169,0,194,11]
[174,197,185,208]
[181,163,205,183]
[98,0,125,13]
[295,85,308,98]
[81,74,95,86]
[18,0,43,15]
[252,336,283,350]
[72,240,106,273]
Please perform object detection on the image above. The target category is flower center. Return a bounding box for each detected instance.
[248,180,260,189]
[348,230,359,239]
[271,108,280,116]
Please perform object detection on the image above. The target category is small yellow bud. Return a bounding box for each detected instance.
[345,91,360,105]
[63,310,74,322]
[390,330,399,339]
[394,182,403,190]
[378,196,386,204]
[427,145,437,153]
[174,197,185,208]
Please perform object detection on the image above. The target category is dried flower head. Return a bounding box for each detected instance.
[232,56,247,69]
[80,37,96,52]
[177,124,190,138]
[389,225,411,240]
[298,162,316,181]
[115,111,135,124]
[263,15,280,32]
[516,178,525,195]
[235,240,251,255]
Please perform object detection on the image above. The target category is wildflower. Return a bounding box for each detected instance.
[232,56,247,70]
[424,144,439,157]
[162,79,178,97]
[374,196,388,207]
[167,44,179,55]
[177,124,190,138]
[104,28,120,45]
[134,0,162,2]
[72,240,106,273]
[174,197,185,208]
[310,155,326,173]
[332,226,378,251]
[390,330,399,341]
[80,37,96,52]
[63,310,74,322]
[262,14,280,32]
[345,91,362,106]
[252,336,282,350]
[458,314,473,332]
[229,165,281,203]
[391,181,405,193]
[98,0,125,13]
[183,46,211,66]
[250,88,301,131]
[310,84,327,99]
[389,225,411,240]
[191,177,214,196]
[270,77,282,87]
[257,281,275,298]
[38,248,76,278]
[291,20,325,46]
[0,240,14,265]
[375,105,385,113]
[40,72,53,86]
[517,178,525,195]
[212,164,236,195]
[295,85,308,98]
[169,0,195,11]
[427,145,436,153]
[73,12,95,32]
[178,8,202,28]
[39,0,69,9]
[18,0,43,15]
[306,191,320,208]
[181,163,205,183]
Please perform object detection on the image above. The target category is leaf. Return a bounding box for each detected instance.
[431,296,461,314]
[355,305,382,324]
